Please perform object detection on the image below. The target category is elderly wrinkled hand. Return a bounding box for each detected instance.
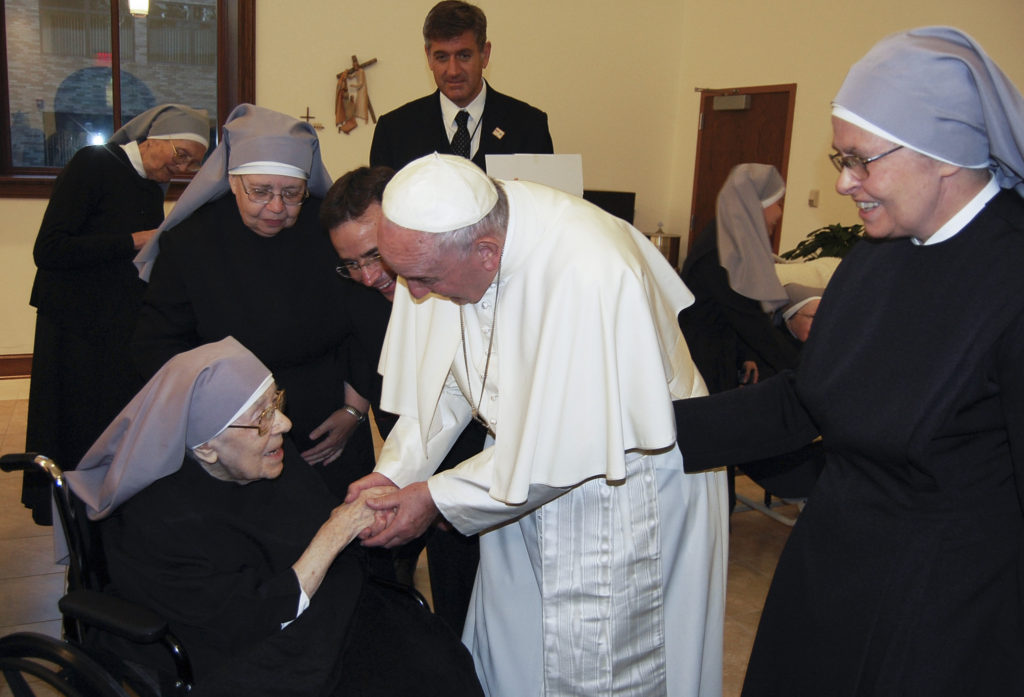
[336,485,397,533]
[320,485,397,549]
[343,472,398,537]
[294,485,398,599]
[344,471,394,503]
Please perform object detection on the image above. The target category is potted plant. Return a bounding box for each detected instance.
[779,222,864,260]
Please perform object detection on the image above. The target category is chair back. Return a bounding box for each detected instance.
[46,456,94,591]
[20,455,107,639]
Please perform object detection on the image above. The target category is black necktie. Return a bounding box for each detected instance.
[451,110,471,159]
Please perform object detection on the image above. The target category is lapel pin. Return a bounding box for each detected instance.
[492,127,505,140]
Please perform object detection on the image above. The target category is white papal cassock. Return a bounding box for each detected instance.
[376,180,728,697]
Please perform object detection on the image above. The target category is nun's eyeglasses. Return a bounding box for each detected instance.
[227,390,286,437]
[168,139,203,173]
[829,145,903,179]
[239,178,309,206]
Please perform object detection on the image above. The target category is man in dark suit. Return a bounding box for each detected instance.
[369,0,553,172]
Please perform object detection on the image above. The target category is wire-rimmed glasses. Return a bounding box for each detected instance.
[227,389,286,437]
[167,139,203,173]
[238,178,309,206]
[829,145,903,180]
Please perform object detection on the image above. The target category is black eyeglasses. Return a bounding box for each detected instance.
[227,390,285,437]
[336,252,384,279]
[829,145,903,180]
[239,178,309,206]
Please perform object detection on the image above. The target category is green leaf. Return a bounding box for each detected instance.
[779,223,864,260]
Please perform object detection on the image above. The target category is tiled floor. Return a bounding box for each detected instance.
[0,386,65,673]
[0,384,795,697]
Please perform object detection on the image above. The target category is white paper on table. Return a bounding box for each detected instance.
[485,154,584,197]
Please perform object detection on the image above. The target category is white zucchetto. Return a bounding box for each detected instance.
[382,153,498,232]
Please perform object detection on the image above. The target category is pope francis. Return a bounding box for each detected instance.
[347,153,728,697]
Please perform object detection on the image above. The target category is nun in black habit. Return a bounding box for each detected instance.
[131,104,381,501]
[679,163,799,393]
[676,26,1024,696]
[23,104,209,525]
[66,337,482,696]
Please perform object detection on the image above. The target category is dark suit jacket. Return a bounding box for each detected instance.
[369,85,553,171]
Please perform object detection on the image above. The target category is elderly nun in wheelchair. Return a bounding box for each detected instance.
[66,337,482,697]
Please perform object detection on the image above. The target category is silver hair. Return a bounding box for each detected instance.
[433,180,508,257]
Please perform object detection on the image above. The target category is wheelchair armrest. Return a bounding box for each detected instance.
[0,452,42,472]
[58,590,169,644]
[58,590,195,693]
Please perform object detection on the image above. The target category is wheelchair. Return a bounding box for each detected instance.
[1,452,434,697]
[1,452,193,697]
[0,631,134,697]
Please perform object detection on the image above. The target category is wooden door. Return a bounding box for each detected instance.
[688,84,796,254]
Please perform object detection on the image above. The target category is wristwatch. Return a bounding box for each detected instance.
[341,404,367,423]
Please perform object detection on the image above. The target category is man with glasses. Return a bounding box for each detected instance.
[320,165,486,635]
[324,167,399,301]
[369,0,553,172]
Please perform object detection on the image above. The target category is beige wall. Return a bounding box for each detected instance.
[2,0,1022,354]
[670,0,1024,259]
[255,0,689,230]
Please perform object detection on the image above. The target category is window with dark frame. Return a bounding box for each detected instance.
[39,0,136,59]
[0,0,253,199]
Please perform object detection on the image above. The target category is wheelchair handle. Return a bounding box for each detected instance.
[1,452,63,482]
[1,452,44,472]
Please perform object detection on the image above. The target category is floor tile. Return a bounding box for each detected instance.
[0,380,29,401]
[0,619,62,641]
[0,471,46,540]
[0,572,64,627]
[723,612,759,696]
[0,536,60,580]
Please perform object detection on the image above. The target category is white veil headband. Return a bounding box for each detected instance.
[715,163,789,312]
[66,337,271,521]
[109,103,209,148]
[134,103,333,281]
[833,26,1024,197]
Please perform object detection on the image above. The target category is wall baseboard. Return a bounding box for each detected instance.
[0,354,32,379]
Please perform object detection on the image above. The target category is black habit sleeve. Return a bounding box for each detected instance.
[675,371,820,472]
[130,220,204,379]
[33,145,156,271]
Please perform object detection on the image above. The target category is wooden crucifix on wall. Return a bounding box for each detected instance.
[336,55,377,134]
[299,107,325,130]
